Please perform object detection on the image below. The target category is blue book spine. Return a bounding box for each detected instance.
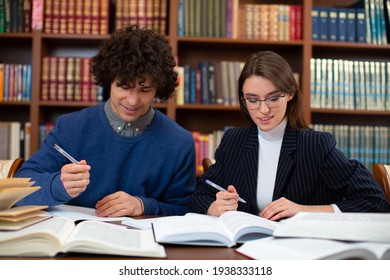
[190,67,196,104]
[319,7,329,41]
[337,8,347,41]
[328,8,338,41]
[177,0,185,37]
[311,6,320,40]
[184,64,191,104]
[356,8,366,42]
[347,8,357,42]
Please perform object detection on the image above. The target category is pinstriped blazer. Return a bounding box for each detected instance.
[187,124,390,214]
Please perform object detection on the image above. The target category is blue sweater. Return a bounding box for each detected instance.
[16,103,196,216]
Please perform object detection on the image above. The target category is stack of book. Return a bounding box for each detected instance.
[0,177,49,230]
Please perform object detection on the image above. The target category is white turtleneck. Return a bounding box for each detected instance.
[256,118,287,211]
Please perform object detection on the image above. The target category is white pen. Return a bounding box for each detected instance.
[205,179,247,203]
[52,144,80,165]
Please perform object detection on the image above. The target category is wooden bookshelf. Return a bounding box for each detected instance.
[0,0,389,164]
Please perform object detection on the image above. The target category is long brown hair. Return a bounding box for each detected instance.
[238,51,309,129]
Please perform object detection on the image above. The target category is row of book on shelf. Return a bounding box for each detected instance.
[42,0,110,35]
[190,123,388,174]
[41,56,103,102]
[312,0,390,44]
[178,0,303,41]
[313,124,390,173]
[115,0,168,35]
[310,58,390,111]
[0,63,31,102]
[0,122,31,161]
[0,0,168,35]
[312,6,366,42]
[175,60,300,106]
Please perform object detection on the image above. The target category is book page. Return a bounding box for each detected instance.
[152,214,234,246]
[273,212,390,243]
[236,237,378,260]
[0,178,34,189]
[0,186,41,210]
[217,211,277,242]
[0,217,75,256]
[48,204,129,222]
[63,220,166,258]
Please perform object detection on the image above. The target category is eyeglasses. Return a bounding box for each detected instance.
[241,93,286,110]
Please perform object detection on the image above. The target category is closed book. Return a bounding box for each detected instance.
[65,57,75,101]
[31,0,43,30]
[337,8,347,41]
[81,57,91,102]
[328,7,338,41]
[74,0,83,34]
[51,0,59,33]
[43,0,52,33]
[99,0,109,35]
[56,57,66,101]
[58,0,67,34]
[40,57,49,101]
[356,8,366,42]
[311,6,320,40]
[48,56,58,101]
[66,0,76,34]
[22,0,31,32]
[90,0,99,35]
[347,8,356,42]
[319,7,328,41]
[82,0,92,34]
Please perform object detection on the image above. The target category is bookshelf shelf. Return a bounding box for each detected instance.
[0,0,389,170]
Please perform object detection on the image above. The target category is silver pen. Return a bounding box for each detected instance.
[205,179,247,203]
[52,144,80,165]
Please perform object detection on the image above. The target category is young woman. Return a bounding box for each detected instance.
[188,51,389,220]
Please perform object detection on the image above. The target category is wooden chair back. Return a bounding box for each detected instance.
[0,158,25,178]
[372,163,390,203]
[202,157,213,173]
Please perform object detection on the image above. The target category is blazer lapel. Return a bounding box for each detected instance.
[273,125,298,199]
[241,125,259,205]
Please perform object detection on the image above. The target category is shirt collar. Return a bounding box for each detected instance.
[104,99,155,137]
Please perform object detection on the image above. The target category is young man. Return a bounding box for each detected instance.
[16,25,196,217]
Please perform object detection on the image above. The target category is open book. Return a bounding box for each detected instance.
[0,178,50,230]
[152,211,277,247]
[273,212,390,243]
[236,237,390,260]
[0,216,166,258]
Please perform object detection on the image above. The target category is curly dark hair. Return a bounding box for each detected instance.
[92,25,178,100]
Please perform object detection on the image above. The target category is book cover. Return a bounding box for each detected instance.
[66,0,76,34]
[56,57,66,101]
[59,0,67,34]
[43,0,52,33]
[74,0,83,34]
[48,56,58,101]
[22,0,31,32]
[82,0,92,34]
[328,7,338,41]
[40,57,50,101]
[30,0,42,30]
[319,7,329,41]
[347,8,357,42]
[51,0,60,33]
[65,57,75,101]
[356,8,366,42]
[311,6,320,40]
[99,0,109,35]
[90,0,100,35]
